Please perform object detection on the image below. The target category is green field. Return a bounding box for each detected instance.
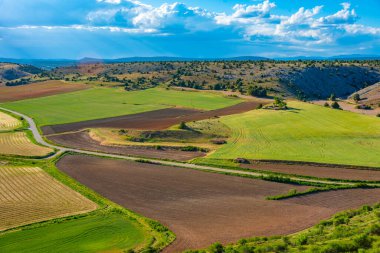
[207,101,380,167]
[0,213,146,253]
[2,87,240,126]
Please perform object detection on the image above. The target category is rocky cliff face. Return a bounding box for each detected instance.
[279,66,380,99]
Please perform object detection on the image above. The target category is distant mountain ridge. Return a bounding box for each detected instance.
[1,55,379,69]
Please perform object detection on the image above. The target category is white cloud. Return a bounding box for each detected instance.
[2,0,379,49]
[215,0,277,25]
[319,2,357,24]
[0,25,159,34]
[132,2,214,32]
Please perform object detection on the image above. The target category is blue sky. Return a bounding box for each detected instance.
[0,0,379,59]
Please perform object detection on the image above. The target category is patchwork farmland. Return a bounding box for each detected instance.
[0,59,379,253]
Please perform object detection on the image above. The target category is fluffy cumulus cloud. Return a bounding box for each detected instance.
[0,0,379,57]
[86,0,215,33]
[213,0,379,47]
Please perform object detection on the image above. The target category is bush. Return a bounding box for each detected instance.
[331,101,341,109]
[324,102,330,107]
[320,242,356,253]
[234,158,250,164]
[179,121,187,129]
[353,234,372,249]
[296,234,308,245]
[353,93,361,103]
[333,216,349,226]
[273,97,287,110]
[209,243,224,253]
[248,85,267,98]
[369,224,380,235]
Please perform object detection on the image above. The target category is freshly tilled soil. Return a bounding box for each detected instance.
[242,162,380,181]
[49,131,205,161]
[57,155,380,252]
[0,80,88,102]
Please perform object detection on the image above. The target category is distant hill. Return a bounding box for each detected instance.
[0,63,44,85]
[0,56,269,69]
[276,55,380,61]
[1,55,378,69]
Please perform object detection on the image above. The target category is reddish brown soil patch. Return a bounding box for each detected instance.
[42,101,261,135]
[49,131,205,161]
[242,162,380,181]
[0,80,88,102]
[57,155,380,252]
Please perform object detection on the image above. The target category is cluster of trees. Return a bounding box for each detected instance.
[5,78,30,86]
[247,85,267,97]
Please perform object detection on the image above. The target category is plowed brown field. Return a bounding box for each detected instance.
[57,155,380,252]
[49,131,205,161]
[0,80,88,102]
[241,162,380,181]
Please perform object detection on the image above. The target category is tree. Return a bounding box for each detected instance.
[248,85,267,97]
[331,101,341,109]
[353,93,361,103]
[329,93,336,101]
[178,121,187,129]
[273,97,287,109]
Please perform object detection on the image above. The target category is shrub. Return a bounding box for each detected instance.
[296,234,308,245]
[274,97,286,107]
[320,242,356,253]
[369,224,380,235]
[248,86,267,97]
[209,243,224,253]
[353,93,361,103]
[234,158,250,164]
[180,146,207,152]
[324,102,330,107]
[179,121,187,129]
[333,216,349,226]
[331,101,341,109]
[353,234,372,249]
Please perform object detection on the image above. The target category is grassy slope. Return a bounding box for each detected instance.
[207,101,380,167]
[2,87,240,126]
[192,204,380,253]
[0,213,146,253]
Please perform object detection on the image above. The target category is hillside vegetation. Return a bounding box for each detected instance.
[0,63,43,85]
[191,203,380,253]
[23,60,380,100]
[207,101,380,167]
